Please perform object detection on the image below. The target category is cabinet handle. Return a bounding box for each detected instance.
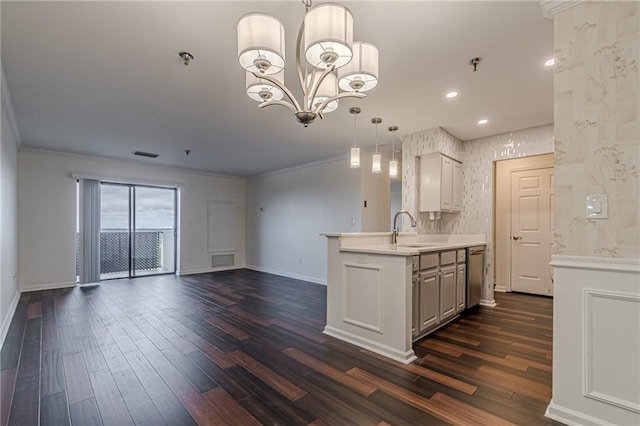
[512,236,522,241]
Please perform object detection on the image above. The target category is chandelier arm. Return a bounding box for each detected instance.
[307,65,336,108]
[295,13,308,99]
[313,92,365,114]
[250,71,302,112]
[258,99,298,114]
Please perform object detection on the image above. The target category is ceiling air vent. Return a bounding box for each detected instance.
[134,151,159,158]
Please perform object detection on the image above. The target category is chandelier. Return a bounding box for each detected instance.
[237,0,379,127]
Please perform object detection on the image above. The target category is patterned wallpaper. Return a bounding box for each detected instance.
[554,2,639,259]
[402,124,555,292]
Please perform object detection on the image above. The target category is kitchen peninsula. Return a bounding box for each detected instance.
[322,232,485,364]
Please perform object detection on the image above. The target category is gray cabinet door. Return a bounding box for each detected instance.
[440,265,456,321]
[412,276,420,337]
[456,264,466,313]
[420,269,439,331]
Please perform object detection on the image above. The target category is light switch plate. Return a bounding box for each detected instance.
[586,195,608,219]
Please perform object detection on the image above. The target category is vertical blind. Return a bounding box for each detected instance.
[79,178,100,283]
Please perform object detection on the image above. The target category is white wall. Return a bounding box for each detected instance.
[246,157,362,284]
[18,149,246,290]
[1,66,21,346]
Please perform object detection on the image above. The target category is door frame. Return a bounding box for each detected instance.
[494,153,554,292]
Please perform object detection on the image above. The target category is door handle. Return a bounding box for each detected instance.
[512,236,522,241]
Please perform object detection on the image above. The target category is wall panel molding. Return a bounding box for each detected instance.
[342,262,384,334]
[583,289,640,413]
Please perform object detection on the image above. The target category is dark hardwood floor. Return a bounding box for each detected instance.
[1,270,558,425]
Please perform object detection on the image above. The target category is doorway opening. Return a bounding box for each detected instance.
[494,153,554,296]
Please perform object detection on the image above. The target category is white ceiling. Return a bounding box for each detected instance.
[1,1,553,177]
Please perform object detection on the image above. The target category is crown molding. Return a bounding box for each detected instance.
[540,0,584,19]
[1,64,23,148]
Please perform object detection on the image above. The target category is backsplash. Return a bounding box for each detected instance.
[553,1,639,259]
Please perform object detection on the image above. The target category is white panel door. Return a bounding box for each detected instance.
[511,168,554,295]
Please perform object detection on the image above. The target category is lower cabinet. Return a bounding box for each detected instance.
[419,269,439,331]
[413,249,468,340]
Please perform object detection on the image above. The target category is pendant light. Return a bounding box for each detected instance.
[388,125,399,178]
[349,107,361,168]
[371,117,382,174]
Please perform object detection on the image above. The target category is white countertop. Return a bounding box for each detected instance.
[339,241,485,256]
[322,232,486,257]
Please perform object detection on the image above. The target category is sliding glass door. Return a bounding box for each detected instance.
[99,183,176,280]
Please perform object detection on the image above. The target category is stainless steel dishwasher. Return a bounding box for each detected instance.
[466,246,485,308]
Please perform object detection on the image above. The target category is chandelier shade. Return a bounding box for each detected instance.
[338,42,379,92]
[308,70,338,112]
[304,3,353,69]
[237,13,286,75]
[246,70,285,102]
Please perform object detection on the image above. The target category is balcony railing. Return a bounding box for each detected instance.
[76,229,174,277]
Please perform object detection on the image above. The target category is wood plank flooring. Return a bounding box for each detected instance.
[1,270,559,425]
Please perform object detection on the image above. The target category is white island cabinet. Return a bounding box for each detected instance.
[322,232,485,364]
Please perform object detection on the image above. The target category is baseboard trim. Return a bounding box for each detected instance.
[177,266,244,276]
[323,325,416,365]
[0,290,21,350]
[545,400,610,426]
[494,286,507,293]
[480,298,497,307]
[245,265,327,286]
[20,281,77,292]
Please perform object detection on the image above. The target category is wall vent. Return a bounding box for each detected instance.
[212,254,234,268]
[134,151,159,158]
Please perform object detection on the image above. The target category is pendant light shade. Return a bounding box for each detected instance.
[388,125,399,178]
[308,70,339,112]
[304,3,353,69]
[246,70,284,102]
[238,13,285,75]
[371,117,382,174]
[338,42,379,93]
[350,147,360,168]
[389,159,398,178]
[349,106,361,168]
[372,153,382,174]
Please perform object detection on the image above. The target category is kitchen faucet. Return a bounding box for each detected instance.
[392,210,417,245]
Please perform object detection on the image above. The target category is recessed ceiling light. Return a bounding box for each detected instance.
[545,58,555,67]
[446,91,458,99]
[478,119,488,125]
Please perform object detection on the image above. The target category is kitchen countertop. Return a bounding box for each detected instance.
[322,232,486,256]
[339,242,485,256]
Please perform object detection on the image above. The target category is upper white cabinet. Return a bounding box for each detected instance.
[419,153,462,213]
